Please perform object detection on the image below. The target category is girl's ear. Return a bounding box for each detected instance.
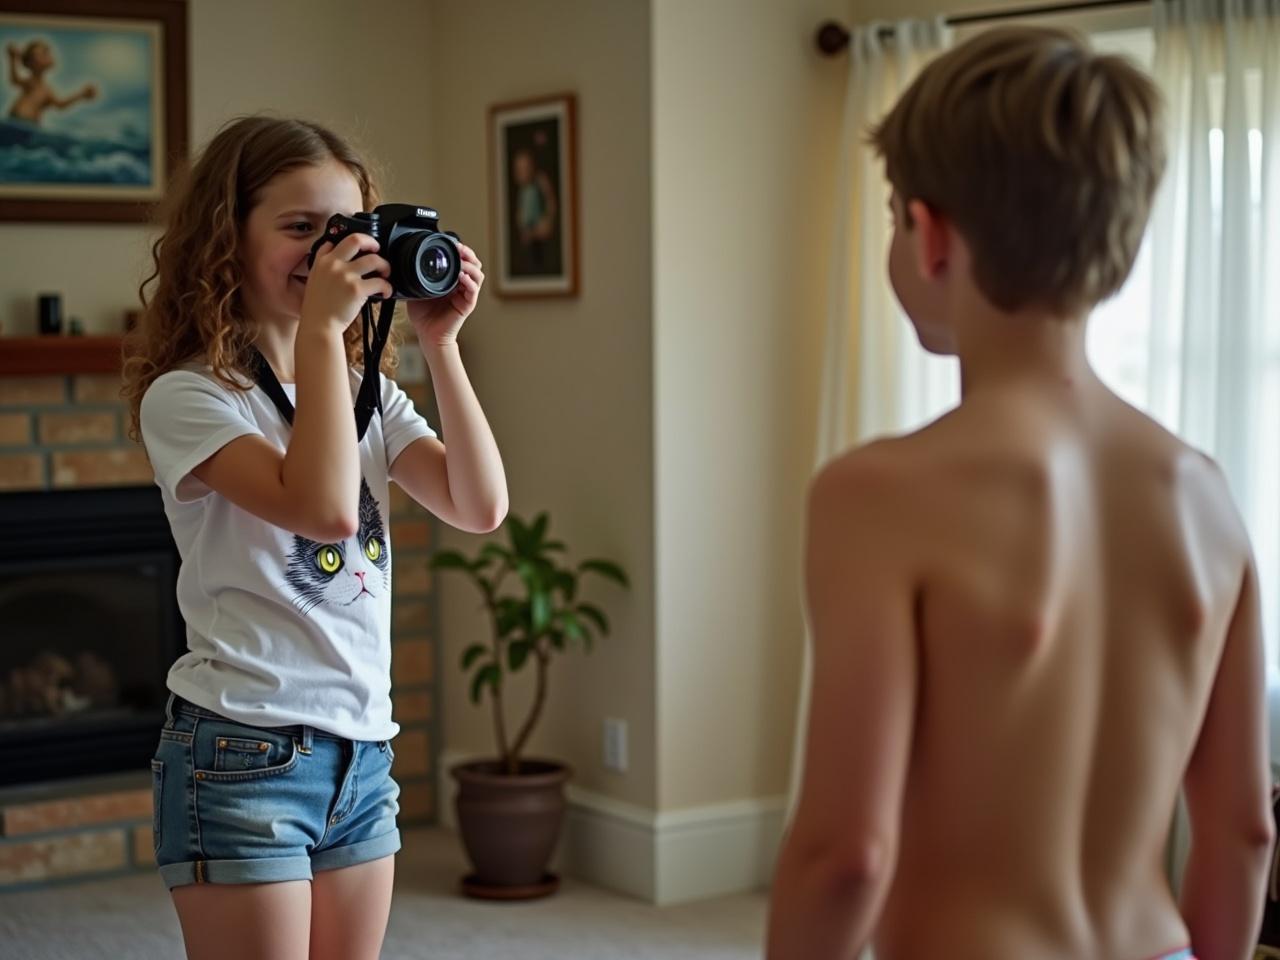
[907,199,950,282]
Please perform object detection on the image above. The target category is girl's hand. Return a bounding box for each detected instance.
[405,243,484,348]
[301,232,393,333]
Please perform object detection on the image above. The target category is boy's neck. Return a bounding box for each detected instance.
[953,298,1095,398]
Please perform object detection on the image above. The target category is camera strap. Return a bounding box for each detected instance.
[248,298,398,443]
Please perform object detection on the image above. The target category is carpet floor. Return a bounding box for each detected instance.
[0,826,767,959]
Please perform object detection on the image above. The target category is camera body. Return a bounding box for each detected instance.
[308,203,462,301]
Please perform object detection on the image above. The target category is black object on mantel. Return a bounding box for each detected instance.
[38,293,62,335]
[814,0,1151,55]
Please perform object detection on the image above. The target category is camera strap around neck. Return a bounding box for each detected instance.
[249,297,398,443]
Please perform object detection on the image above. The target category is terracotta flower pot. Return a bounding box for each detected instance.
[451,758,571,900]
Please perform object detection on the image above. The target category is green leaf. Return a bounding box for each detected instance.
[552,570,577,602]
[579,559,629,587]
[531,589,552,633]
[430,550,472,571]
[507,515,531,556]
[541,540,567,553]
[480,542,514,565]
[469,664,501,705]
[515,559,543,592]
[558,611,586,642]
[530,513,549,550]
[507,641,531,672]
[549,632,566,651]
[576,602,609,635]
[495,599,525,637]
[460,643,488,670]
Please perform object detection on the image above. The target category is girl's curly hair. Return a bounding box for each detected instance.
[122,115,402,441]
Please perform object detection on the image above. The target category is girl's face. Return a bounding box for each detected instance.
[239,159,364,328]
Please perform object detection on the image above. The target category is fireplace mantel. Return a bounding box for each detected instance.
[0,337,124,376]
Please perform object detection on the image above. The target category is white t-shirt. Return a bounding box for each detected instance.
[140,365,436,741]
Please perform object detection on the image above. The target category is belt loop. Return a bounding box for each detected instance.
[300,726,314,753]
[163,692,176,727]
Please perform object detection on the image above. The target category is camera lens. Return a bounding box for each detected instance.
[424,247,450,283]
[392,232,461,299]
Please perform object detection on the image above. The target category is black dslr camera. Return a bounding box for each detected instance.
[307,203,462,300]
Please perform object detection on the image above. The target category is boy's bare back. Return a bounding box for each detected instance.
[857,375,1256,957]
[767,27,1272,960]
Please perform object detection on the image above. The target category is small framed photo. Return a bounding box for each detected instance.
[0,0,188,223]
[488,92,578,298]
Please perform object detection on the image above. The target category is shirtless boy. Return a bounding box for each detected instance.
[6,40,97,125]
[767,26,1273,960]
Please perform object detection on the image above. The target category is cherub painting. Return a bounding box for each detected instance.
[7,38,99,124]
[0,8,170,215]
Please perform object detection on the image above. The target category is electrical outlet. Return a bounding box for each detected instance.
[603,718,628,773]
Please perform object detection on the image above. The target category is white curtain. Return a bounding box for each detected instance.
[1141,0,1280,681]
[1136,0,1280,888]
[788,17,955,814]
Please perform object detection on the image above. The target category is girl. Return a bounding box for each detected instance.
[122,115,507,960]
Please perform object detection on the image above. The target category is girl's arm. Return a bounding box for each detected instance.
[390,243,507,533]
[191,233,393,542]
[389,341,507,533]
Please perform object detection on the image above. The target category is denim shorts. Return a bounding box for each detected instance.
[151,693,401,889]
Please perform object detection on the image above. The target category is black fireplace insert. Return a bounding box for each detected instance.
[0,484,183,787]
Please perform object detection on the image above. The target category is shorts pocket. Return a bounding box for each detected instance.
[214,736,283,773]
[150,759,164,851]
[191,719,298,782]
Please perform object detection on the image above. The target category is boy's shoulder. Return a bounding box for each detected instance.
[808,433,930,539]
[811,405,974,500]
[812,390,1239,529]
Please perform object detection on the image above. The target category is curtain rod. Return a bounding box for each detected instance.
[816,0,1150,54]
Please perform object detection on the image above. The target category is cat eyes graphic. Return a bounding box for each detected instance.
[314,537,384,574]
[285,479,390,615]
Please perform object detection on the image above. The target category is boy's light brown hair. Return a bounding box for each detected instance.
[870,25,1166,317]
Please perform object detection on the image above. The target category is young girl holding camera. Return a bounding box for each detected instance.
[122,115,506,960]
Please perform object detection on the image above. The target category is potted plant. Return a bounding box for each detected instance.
[430,512,628,900]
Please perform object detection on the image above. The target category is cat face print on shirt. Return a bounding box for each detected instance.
[284,478,389,615]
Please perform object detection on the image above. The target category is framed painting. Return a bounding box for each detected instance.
[0,0,187,222]
[488,92,578,298]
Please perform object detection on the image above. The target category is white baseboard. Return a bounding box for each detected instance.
[436,750,786,905]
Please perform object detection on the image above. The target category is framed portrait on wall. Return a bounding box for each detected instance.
[0,0,188,223]
[488,92,578,298]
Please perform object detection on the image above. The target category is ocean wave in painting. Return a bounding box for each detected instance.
[0,117,150,184]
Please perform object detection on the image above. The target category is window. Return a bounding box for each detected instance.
[1088,26,1280,681]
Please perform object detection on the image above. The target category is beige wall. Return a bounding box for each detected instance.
[434,0,848,814]
[652,0,844,809]
[0,0,432,336]
[0,0,864,820]
[427,0,658,809]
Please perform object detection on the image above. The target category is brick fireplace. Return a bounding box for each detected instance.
[0,370,441,891]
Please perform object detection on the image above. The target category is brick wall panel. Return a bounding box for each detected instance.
[39,411,118,445]
[51,449,152,487]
